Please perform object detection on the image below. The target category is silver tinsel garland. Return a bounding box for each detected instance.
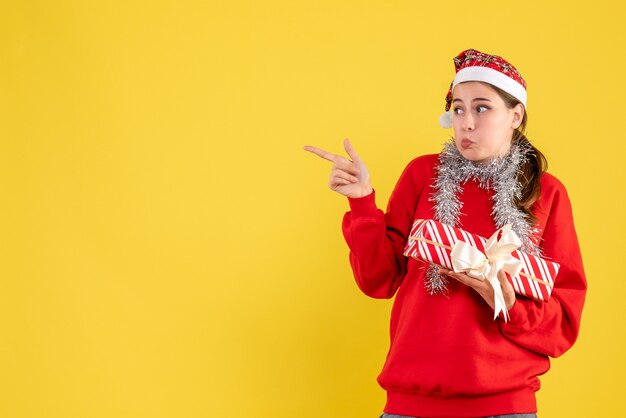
[424,140,542,295]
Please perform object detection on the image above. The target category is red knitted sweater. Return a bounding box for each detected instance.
[342,154,587,417]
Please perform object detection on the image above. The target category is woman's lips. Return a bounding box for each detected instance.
[461,138,474,149]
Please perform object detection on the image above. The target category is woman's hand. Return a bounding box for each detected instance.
[303,138,373,198]
[439,267,517,311]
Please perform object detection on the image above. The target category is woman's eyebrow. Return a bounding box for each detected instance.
[452,97,492,103]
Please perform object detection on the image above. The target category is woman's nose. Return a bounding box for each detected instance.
[462,114,475,131]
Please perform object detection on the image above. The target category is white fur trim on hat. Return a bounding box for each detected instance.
[453,66,527,108]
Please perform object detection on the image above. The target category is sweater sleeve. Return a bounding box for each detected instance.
[341,158,427,299]
[498,176,587,358]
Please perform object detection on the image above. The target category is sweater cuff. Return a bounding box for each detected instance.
[347,190,378,217]
[498,299,528,329]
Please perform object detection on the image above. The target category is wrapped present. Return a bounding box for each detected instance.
[403,219,559,320]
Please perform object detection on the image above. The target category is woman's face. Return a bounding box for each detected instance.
[451,81,523,163]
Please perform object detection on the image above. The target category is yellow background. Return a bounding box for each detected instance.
[1,1,623,417]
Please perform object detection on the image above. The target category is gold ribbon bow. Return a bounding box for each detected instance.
[450,225,524,322]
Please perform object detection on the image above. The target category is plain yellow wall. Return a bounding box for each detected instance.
[1,1,624,417]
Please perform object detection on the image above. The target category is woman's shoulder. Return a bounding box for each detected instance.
[537,171,573,215]
[389,153,440,205]
[403,153,440,172]
[395,153,440,184]
[540,171,570,196]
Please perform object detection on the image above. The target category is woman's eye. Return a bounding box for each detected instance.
[453,108,463,115]
[476,105,489,113]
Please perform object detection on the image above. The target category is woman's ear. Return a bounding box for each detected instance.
[512,104,524,129]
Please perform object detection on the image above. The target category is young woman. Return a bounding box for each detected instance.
[304,49,587,418]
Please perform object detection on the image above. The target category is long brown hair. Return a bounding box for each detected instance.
[490,84,547,226]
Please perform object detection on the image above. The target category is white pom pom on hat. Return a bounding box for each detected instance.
[439,49,527,129]
[439,110,453,129]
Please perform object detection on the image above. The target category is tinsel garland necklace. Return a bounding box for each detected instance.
[424,140,542,295]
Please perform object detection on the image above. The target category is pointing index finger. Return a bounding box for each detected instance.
[303,145,340,163]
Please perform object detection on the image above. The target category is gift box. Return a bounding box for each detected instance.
[403,219,558,302]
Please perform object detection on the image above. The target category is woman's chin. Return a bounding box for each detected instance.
[457,147,488,162]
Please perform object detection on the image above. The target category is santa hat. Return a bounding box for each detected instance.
[439,49,527,128]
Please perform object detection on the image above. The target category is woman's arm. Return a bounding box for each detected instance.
[497,175,588,357]
[341,157,429,299]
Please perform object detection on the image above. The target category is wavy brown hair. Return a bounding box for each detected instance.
[488,84,547,226]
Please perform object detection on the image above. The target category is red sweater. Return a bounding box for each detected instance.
[342,154,587,417]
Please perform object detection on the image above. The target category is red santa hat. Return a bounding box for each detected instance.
[439,49,527,128]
